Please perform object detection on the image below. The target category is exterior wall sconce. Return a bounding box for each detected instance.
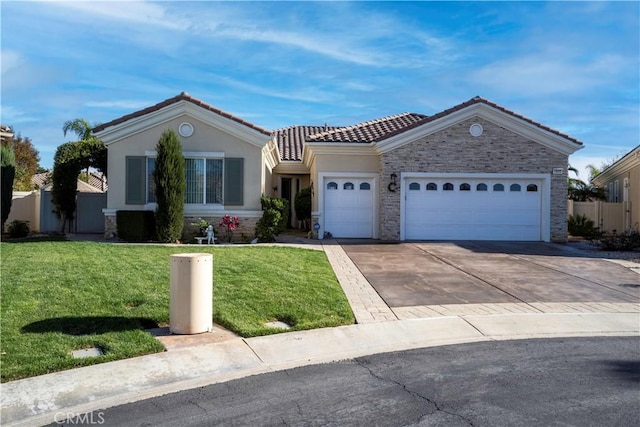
[388,173,398,192]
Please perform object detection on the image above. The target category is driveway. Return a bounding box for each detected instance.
[339,241,640,307]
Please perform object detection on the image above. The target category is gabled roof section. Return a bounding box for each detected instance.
[376,96,584,155]
[306,113,428,144]
[427,96,583,146]
[273,125,341,161]
[92,92,271,135]
[592,145,640,186]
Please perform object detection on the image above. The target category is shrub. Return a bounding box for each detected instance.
[294,187,312,230]
[261,196,289,232]
[116,211,156,242]
[568,214,599,238]
[256,208,282,243]
[153,129,185,242]
[1,145,16,231]
[594,230,640,251]
[256,196,289,243]
[7,220,29,238]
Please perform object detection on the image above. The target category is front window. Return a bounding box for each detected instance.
[147,156,223,204]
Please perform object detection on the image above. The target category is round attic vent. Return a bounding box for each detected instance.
[178,122,194,137]
[469,123,483,137]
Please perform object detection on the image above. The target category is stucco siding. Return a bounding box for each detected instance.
[380,117,569,241]
[107,115,265,211]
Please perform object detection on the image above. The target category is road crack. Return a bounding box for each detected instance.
[355,358,474,426]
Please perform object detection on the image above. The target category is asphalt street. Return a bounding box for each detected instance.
[52,336,640,427]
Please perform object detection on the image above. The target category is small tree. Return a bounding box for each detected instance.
[153,129,185,242]
[294,187,312,230]
[5,133,40,191]
[1,145,16,231]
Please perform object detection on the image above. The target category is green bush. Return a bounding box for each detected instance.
[1,145,16,231]
[256,196,289,242]
[568,214,599,238]
[294,187,312,230]
[594,230,640,251]
[7,220,30,238]
[116,211,156,242]
[153,129,185,243]
[261,196,289,232]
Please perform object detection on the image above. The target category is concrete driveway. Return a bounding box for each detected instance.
[339,241,640,307]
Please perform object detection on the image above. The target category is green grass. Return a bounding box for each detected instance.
[0,241,354,382]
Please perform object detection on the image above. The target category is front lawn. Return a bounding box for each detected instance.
[0,241,354,382]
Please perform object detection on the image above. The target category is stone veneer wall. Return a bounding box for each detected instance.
[103,213,260,243]
[379,117,569,242]
[183,216,259,243]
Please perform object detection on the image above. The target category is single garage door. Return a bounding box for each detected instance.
[404,177,542,241]
[324,178,374,238]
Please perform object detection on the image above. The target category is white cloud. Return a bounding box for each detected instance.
[85,100,152,110]
[46,0,189,30]
[471,53,629,97]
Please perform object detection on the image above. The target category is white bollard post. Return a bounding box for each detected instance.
[169,253,213,334]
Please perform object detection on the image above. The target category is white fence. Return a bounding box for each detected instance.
[567,200,630,233]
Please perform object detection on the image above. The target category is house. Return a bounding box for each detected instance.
[93,93,583,242]
[591,145,639,232]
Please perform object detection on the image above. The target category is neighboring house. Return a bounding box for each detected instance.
[591,145,639,232]
[94,93,583,242]
[32,171,108,192]
[1,125,13,143]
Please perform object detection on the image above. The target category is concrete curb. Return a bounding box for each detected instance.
[2,312,638,427]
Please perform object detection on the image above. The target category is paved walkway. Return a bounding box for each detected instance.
[2,236,640,426]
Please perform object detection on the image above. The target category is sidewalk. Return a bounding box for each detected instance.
[2,238,639,426]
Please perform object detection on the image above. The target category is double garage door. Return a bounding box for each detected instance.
[404,177,543,241]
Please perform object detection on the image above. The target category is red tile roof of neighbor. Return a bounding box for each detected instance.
[32,171,107,191]
[92,93,582,162]
[92,92,272,136]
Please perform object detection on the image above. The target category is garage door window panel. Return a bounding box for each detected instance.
[409,182,420,190]
[493,183,505,192]
[510,184,522,192]
[527,184,538,192]
[327,182,338,190]
[443,183,454,191]
[477,183,488,191]
[460,183,471,191]
[344,182,354,190]
[360,182,371,190]
[426,183,438,191]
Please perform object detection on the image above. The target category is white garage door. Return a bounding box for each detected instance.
[324,178,374,238]
[404,177,542,241]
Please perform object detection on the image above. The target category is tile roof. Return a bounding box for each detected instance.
[273,125,341,161]
[32,171,107,192]
[92,92,271,136]
[306,113,429,144]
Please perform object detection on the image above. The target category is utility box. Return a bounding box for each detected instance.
[169,253,213,334]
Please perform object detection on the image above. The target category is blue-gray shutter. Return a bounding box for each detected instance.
[224,158,243,205]
[125,156,146,204]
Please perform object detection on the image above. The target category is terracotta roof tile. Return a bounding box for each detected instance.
[306,113,429,144]
[273,125,341,161]
[92,92,271,136]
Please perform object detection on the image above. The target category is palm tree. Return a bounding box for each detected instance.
[62,118,103,179]
[567,164,606,201]
[62,118,94,141]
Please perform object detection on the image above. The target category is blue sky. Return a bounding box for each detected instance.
[1,1,638,181]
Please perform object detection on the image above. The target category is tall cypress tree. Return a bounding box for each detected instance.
[1,145,16,231]
[153,129,185,242]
